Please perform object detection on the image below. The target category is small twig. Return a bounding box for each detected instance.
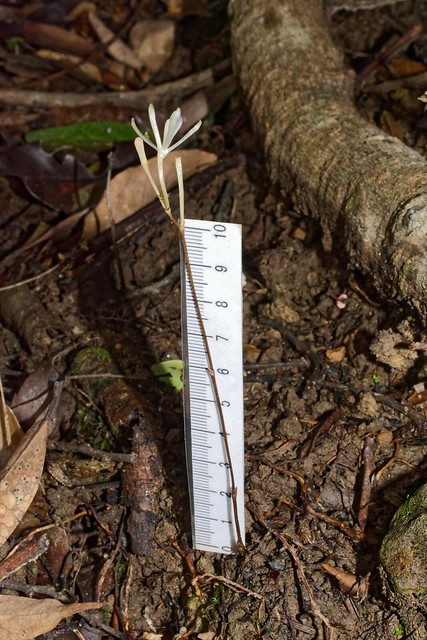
[356,23,423,83]
[106,152,125,290]
[47,440,136,463]
[255,456,365,542]
[244,358,308,370]
[375,393,427,430]
[259,316,323,376]
[374,439,421,480]
[78,612,125,640]
[171,539,203,598]
[0,579,70,600]
[357,436,376,532]
[193,572,263,600]
[95,511,125,602]
[298,409,344,459]
[0,261,64,292]
[121,559,133,634]
[247,502,335,639]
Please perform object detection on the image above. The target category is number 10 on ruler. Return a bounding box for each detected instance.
[181,219,245,554]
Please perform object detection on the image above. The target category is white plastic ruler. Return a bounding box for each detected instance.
[181,219,244,554]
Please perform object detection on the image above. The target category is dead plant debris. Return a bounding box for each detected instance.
[0,0,426,638]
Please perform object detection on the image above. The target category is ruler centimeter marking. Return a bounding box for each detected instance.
[181,219,244,554]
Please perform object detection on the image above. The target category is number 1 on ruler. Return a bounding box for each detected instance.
[181,220,245,554]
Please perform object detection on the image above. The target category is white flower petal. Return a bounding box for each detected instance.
[163,116,172,148]
[163,108,182,148]
[168,120,202,153]
[134,138,160,197]
[130,118,157,150]
[148,103,162,150]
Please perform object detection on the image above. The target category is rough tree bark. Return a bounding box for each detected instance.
[229,0,427,317]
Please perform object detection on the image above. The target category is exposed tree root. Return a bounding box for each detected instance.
[229,0,427,316]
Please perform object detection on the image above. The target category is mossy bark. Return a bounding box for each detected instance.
[229,0,427,316]
[74,347,163,556]
[380,483,427,638]
[380,483,427,595]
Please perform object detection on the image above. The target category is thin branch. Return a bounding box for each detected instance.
[0,68,217,110]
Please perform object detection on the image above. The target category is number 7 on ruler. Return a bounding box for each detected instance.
[181,219,245,554]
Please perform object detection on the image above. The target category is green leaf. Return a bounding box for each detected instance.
[150,360,183,392]
[25,121,137,151]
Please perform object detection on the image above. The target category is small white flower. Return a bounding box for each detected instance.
[131,104,201,160]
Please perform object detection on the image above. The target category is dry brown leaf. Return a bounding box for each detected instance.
[0,382,62,547]
[321,562,369,597]
[83,148,217,238]
[0,422,48,548]
[12,363,58,429]
[0,378,24,469]
[388,58,426,77]
[129,20,175,73]
[36,49,103,84]
[88,10,142,71]
[0,594,101,640]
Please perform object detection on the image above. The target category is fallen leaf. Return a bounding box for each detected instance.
[388,58,426,77]
[35,49,123,88]
[0,144,97,211]
[83,148,217,238]
[0,20,94,57]
[150,360,183,392]
[321,562,369,597]
[11,363,59,429]
[88,10,142,70]
[379,109,404,142]
[0,533,49,581]
[0,377,24,469]
[0,595,101,640]
[26,121,136,151]
[0,381,62,547]
[129,20,175,73]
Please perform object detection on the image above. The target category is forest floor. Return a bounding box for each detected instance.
[0,1,426,639]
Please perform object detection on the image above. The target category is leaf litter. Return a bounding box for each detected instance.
[0,595,101,640]
[0,380,62,547]
[0,1,426,639]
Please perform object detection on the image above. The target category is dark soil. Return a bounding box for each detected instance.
[0,1,426,639]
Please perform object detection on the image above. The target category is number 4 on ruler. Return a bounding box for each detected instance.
[181,220,245,554]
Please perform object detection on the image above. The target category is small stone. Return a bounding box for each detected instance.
[377,430,393,445]
[359,391,378,417]
[325,346,345,363]
[292,226,307,240]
